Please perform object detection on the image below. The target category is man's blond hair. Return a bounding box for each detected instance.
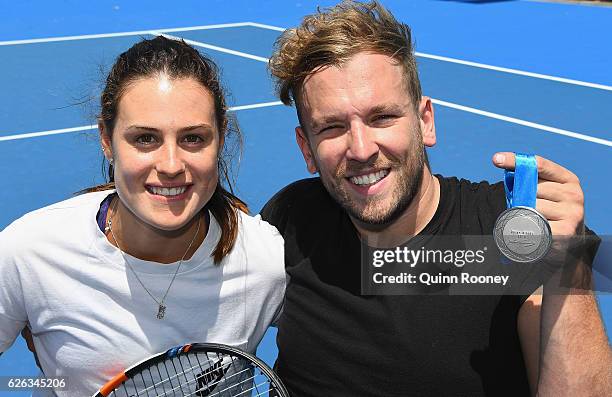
[269,0,422,116]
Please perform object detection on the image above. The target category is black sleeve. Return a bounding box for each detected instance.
[260,184,292,237]
[260,178,324,238]
[518,226,601,306]
[581,226,601,268]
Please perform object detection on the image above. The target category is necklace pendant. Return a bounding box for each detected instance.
[157,304,166,319]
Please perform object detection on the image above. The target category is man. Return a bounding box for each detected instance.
[261,1,611,396]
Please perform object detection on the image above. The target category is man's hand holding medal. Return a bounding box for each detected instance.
[492,151,592,290]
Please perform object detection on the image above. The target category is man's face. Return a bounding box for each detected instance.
[296,52,435,225]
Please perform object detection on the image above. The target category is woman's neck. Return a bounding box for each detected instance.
[106,197,207,264]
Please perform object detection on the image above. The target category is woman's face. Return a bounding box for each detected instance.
[101,75,221,232]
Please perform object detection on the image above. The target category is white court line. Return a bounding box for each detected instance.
[414,52,612,92]
[153,32,269,63]
[432,99,612,147]
[245,22,612,92]
[4,19,610,91]
[2,99,609,147]
[113,35,612,147]
[0,124,98,141]
[1,26,609,147]
[246,22,285,32]
[0,102,284,142]
[230,101,283,111]
[0,22,253,46]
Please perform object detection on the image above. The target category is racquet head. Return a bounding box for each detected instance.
[92,343,289,397]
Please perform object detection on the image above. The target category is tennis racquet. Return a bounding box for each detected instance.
[92,343,289,397]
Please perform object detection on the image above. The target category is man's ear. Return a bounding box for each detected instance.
[99,121,113,162]
[296,126,318,174]
[418,97,436,148]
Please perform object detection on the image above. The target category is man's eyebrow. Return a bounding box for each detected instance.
[310,104,407,130]
[369,104,405,115]
[310,115,345,131]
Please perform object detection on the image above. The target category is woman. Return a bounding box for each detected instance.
[0,36,285,395]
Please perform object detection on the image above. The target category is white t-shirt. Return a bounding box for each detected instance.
[0,190,286,396]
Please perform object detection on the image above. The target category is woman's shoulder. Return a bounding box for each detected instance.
[1,190,112,243]
[233,210,285,270]
[237,210,282,240]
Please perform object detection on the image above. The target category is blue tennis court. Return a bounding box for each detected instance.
[1,0,611,394]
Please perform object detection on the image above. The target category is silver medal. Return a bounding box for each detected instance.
[494,206,552,263]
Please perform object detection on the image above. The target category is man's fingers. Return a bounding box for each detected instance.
[535,195,584,234]
[536,181,579,203]
[492,152,578,184]
[535,156,578,184]
[536,181,562,202]
[547,219,584,237]
[492,152,514,169]
[535,199,566,221]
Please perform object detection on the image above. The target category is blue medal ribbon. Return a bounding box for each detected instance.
[504,153,538,209]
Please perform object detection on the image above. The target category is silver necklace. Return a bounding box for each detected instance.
[106,198,202,319]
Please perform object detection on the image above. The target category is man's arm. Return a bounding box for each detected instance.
[519,288,611,396]
[518,288,542,394]
[495,153,612,396]
[538,272,611,396]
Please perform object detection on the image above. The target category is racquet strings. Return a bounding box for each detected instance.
[107,350,279,397]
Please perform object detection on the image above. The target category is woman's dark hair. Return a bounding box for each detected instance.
[87,35,247,264]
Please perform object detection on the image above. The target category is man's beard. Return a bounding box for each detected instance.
[317,133,425,228]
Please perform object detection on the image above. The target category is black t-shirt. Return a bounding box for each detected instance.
[261,175,536,396]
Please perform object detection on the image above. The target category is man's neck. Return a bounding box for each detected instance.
[352,168,440,248]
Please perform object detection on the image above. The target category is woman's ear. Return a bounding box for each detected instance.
[99,121,113,162]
